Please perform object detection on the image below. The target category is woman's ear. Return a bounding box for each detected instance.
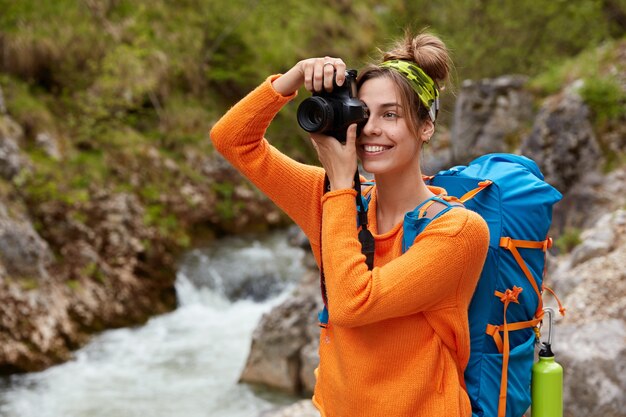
[420,120,435,143]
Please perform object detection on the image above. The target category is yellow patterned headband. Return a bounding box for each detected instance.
[379,60,440,122]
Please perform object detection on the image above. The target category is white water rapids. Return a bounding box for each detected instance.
[0,231,307,417]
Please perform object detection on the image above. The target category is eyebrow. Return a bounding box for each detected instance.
[379,102,402,109]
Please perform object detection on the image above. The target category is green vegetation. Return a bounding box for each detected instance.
[554,228,583,254]
[379,0,625,79]
[66,279,81,291]
[17,277,39,291]
[580,76,626,124]
[0,0,624,250]
[531,37,626,96]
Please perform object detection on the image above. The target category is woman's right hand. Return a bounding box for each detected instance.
[272,56,346,96]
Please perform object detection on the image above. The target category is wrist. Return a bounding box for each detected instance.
[330,179,353,191]
[272,65,303,96]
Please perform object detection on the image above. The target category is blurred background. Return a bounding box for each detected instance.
[0,1,624,416]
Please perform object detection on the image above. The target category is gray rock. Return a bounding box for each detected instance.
[550,166,626,235]
[451,75,533,164]
[240,295,314,393]
[0,135,23,180]
[240,271,322,395]
[557,320,626,417]
[0,86,6,114]
[286,225,310,251]
[0,201,52,279]
[35,132,61,160]
[549,208,626,301]
[0,114,27,180]
[521,91,602,195]
[569,211,619,267]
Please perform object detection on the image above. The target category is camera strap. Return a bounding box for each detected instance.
[353,170,375,271]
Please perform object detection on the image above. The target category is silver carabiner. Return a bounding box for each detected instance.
[537,307,555,348]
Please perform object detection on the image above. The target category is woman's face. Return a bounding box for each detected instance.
[357,76,428,176]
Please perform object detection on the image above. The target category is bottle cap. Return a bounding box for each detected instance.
[538,342,555,357]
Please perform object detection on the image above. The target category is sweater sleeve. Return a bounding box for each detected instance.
[210,75,326,245]
[321,190,489,328]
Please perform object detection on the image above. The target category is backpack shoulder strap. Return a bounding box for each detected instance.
[401,195,462,253]
[420,195,464,219]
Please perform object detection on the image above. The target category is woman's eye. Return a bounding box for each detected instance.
[383,112,397,119]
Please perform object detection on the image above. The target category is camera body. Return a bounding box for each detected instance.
[297,69,369,143]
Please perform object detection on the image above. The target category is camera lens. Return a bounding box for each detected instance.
[297,97,334,133]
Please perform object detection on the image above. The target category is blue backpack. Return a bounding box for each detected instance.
[418,153,563,417]
[319,153,563,417]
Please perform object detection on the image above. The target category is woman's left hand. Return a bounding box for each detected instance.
[310,123,358,191]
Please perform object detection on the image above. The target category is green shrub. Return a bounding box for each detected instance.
[580,76,626,125]
[554,228,582,254]
[0,76,56,136]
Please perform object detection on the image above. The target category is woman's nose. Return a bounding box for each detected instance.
[361,117,381,136]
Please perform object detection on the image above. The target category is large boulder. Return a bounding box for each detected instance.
[450,75,534,165]
[240,270,321,395]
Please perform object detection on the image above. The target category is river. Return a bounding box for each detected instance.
[0,231,306,417]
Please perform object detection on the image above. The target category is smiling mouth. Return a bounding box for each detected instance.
[362,145,392,153]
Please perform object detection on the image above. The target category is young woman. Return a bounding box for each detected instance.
[211,31,489,417]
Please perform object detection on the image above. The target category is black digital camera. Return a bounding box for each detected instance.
[297,69,369,143]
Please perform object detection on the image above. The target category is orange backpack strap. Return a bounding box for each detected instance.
[499,237,549,317]
[542,284,567,316]
[459,180,493,203]
[486,286,543,417]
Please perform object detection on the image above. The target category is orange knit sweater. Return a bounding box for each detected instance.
[210,76,490,417]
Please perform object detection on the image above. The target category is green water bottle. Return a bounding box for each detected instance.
[532,308,563,417]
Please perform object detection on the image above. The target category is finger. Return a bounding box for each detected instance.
[303,61,314,92]
[345,123,358,148]
[323,60,335,92]
[309,136,320,152]
[333,59,347,86]
[310,132,328,146]
[313,58,326,92]
[309,136,324,161]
